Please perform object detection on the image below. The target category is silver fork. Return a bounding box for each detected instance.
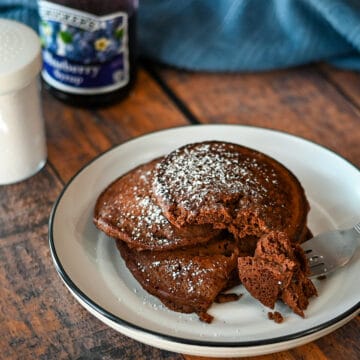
[301,222,360,278]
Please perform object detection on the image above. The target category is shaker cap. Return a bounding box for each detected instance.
[0,19,42,95]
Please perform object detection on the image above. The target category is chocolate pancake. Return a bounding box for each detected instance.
[117,236,239,322]
[238,231,317,317]
[153,141,309,243]
[94,158,220,251]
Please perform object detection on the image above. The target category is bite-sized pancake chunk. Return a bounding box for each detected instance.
[238,231,317,317]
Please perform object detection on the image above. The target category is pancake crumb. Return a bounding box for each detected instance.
[198,312,214,323]
[268,311,284,323]
[215,293,242,303]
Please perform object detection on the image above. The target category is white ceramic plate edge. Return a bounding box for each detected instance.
[49,125,360,357]
[63,280,358,357]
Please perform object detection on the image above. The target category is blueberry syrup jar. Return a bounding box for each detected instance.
[38,0,137,107]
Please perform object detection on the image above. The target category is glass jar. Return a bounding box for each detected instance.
[38,0,137,107]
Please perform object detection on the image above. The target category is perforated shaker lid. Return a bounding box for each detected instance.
[0,19,42,95]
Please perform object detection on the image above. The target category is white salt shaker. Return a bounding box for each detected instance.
[0,19,47,185]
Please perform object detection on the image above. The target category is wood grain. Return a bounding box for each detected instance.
[183,318,360,360]
[0,69,190,359]
[1,62,359,359]
[155,65,360,167]
[43,69,189,183]
[154,64,360,360]
[319,64,360,109]
[0,167,183,360]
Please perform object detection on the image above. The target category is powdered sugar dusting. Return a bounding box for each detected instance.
[113,165,174,248]
[97,158,218,250]
[153,142,282,211]
[136,257,225,295]
[130,195,171,245]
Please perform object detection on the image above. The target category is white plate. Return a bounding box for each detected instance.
[49,125,360,357]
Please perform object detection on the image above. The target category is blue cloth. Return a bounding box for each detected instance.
[0,0,38,30]
[1,0,360,72]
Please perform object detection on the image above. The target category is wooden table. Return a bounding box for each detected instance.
[0,61,359,359]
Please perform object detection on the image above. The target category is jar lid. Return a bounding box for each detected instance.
[0,19,42,95]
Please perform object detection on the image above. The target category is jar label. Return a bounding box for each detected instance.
[38,0,129,94]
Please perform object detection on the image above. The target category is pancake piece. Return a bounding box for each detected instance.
[94,158,220,251]
[238,231,317,317]
[117,236,239,322]
[153,141,309,243]
[94,141,314,323]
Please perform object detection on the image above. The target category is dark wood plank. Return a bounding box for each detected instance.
[0,168,60,239]
[183,319,360,360]
[155,66,360,167]
[0,165,183,359]
[319,64,360,110]
[2,61,358,360]
[314,316,360,360]
[154,65,360,360]
[0,68,191,359]
[43,69,190,183]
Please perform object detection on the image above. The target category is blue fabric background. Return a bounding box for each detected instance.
[1,0,360,72]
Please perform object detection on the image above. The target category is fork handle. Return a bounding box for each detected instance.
[354,222,360,235]
[352,223,360,245]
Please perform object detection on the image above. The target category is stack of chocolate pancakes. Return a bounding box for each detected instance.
[94,141,316,322]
